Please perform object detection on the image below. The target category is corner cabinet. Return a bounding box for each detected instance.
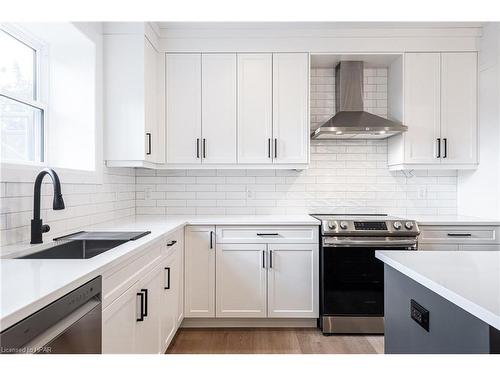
[388,52,478,170]
[104,26,165,167]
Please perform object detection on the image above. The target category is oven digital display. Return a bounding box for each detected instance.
[354,221,387,230]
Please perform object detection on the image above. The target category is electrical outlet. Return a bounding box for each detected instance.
[246,187,254,199]
[145,187,153,200]
[417,186,427,199]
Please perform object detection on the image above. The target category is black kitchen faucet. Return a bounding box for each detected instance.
[30,168,65,244]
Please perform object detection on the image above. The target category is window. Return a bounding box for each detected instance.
[0,28,44,163]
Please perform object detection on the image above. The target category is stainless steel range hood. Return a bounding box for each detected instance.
[311,61,407,139]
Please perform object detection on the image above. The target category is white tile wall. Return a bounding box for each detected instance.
[0,167,135,246]
[135,66,457,218]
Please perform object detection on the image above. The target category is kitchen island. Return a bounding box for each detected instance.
[376,250,500,354]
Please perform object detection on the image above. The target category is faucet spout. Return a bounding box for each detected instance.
[31,168,65,244]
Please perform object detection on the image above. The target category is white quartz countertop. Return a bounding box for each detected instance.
[375,250,500,330]
[0,214,319,329]
[413,215,500,226]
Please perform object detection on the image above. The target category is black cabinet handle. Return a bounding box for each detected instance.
[269,250,273,268]
[447,233,472,237]
[436,138,441,158]
[257,233,279,236]
[136,292,145,321]
[203,138,206,158]
[196,138,200,158]
[268,138,271,158]
[164,267,171,290]
[274,138,277,158]
[141,288,148,317]
[443,138,447,158]
[262,250,266,269]
[209,231,213,249]
[167,240,177,247]
[146,133,152,155]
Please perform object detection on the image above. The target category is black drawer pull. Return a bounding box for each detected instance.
[257,233,279,236]
[262,250,266,269]
[447,233,472,237]
[269,250,273,268]
[136,292,145,321]
[146,133,152,155]
[141,288,148,317]
[210,231,214,249]
[167,240,177,247]
[436,138,441,158]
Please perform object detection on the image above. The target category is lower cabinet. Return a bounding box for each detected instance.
[102,265,162,354]
[418,225,500,251]
[216,243,267,317]
[102,229,184,354]
[267,244,318,318]
[212,232,319,318]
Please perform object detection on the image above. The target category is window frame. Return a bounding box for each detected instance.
[0,23,47,166]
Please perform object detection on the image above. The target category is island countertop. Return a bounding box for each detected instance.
[375,250,500,330]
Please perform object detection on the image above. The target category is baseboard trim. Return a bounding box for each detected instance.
[181,318,317,328]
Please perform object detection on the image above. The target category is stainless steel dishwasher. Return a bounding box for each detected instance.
[0,276,102,354]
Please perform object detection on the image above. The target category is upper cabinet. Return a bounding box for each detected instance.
[104,25,165,166]
[237,53,309,165]
[388,52,478,170]
[164,52,309,169]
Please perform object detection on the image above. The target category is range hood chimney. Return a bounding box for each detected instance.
[311,61,407,139]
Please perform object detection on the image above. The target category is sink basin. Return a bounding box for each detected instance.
[18,239,128,259]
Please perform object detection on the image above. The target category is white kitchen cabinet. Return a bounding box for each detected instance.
[135,265,162,354]
[216,243,267,317]
[237,54,273,164]
[272,53,309,164]
[388,52,478,170]
[104,25,165,166]
[201,54,237,164]
[267,244,318,318]
[440,53,478,165]
[165,54,202,164]
[175,237,185,326]
[102,264,162,354]
[184,226,216,317]
[102,280,139,354]
[159,249,178,353]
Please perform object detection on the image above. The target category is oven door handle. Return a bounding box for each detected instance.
[323,239,418,247]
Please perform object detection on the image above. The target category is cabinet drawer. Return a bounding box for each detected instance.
[216,226,318,244]
[102,241,162,308]
[419,226,500,244]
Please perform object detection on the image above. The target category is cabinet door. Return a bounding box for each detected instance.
[440,52,478,165]
[267,244,318,318]
[184,226,216,317]
[216,243,267,317]
[135,266,162,354]
[202,54,237,164]
[404,53,441,164]
[159,252,177,353]
[418,243,459,251]
[102,281,139,354]
[237,54,273,164]
[144,37,164,163]
[175,240,184,326]
[166,54,202,164]
[272,53,309,164]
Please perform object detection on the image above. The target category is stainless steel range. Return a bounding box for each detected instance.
[311,214,419,335]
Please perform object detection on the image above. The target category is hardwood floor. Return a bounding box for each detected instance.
[166,328,384,354]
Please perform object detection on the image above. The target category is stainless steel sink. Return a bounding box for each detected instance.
[18,230,151,259]
[19,240,128,259]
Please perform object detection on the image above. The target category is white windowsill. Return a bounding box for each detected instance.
[0,162,103,185]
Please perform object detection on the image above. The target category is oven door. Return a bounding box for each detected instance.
[321,237,416,317]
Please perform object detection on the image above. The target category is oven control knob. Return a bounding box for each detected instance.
[328,222,337,230]
[393,221,402,230]
[340,221,348,230]
[405,221,414,230]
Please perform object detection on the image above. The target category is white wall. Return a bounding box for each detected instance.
[457,23,500,219]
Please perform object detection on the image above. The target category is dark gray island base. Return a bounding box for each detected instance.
[384,265,500,354]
